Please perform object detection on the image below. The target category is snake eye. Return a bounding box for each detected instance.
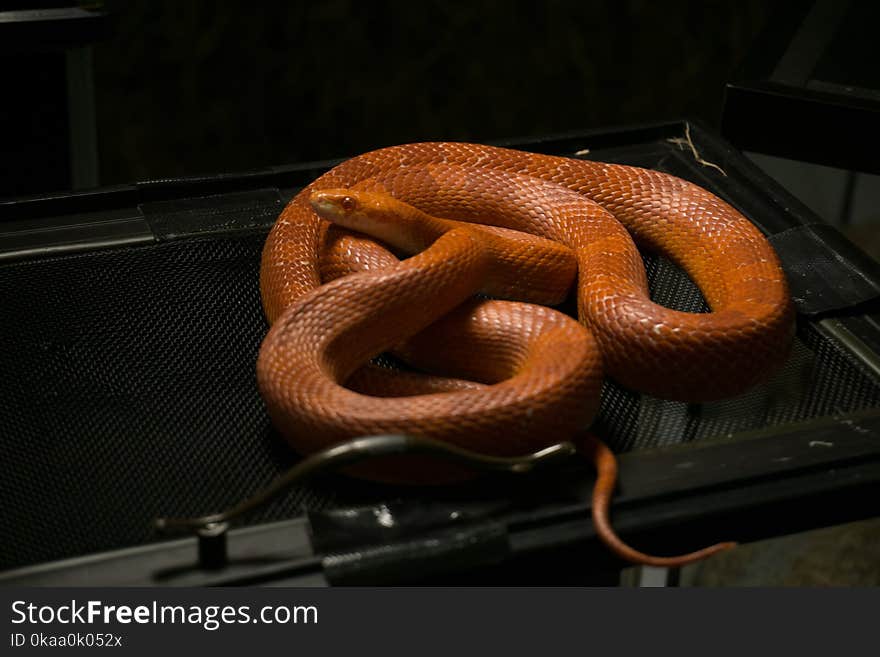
[341,196,356,212]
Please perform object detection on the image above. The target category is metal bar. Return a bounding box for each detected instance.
[65,46,99,189]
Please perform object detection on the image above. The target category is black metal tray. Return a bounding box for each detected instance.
[1,120,879,586]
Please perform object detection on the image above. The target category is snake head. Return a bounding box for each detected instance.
[310,189,362,219]
[309,189,395,228]
[310,189,428,253]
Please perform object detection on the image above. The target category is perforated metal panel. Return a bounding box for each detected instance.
[2,228,879,569]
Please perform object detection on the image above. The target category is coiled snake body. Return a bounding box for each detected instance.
[257,142,795,566]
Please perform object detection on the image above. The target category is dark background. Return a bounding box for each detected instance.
[2,0,774,195]
[3,1,879,588]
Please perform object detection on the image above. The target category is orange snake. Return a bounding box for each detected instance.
[257,142,795,567]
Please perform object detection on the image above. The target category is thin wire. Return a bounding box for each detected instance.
[154,434,576,534]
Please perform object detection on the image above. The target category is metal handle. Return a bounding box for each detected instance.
[155,434,577,534]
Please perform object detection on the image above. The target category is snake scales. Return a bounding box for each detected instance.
[256,142,795,566]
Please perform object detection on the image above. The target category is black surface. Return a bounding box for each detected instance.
[721,0,880,173]
[1,121,879,582]
[768,223,880,317]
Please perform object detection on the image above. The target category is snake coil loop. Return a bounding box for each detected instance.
[254,142,794,566]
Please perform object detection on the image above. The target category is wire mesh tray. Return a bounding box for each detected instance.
[1,120,878,585]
